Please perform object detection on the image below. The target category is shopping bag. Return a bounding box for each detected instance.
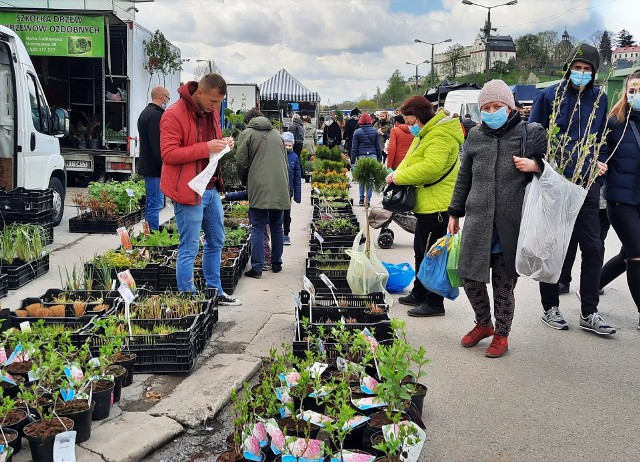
[416,234,459,300]
[381,262,415,293]
[515,160,588,283]
[446,231,463,287]
[346,231,393,306]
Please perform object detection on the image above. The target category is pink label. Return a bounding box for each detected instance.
[110,391,114,407]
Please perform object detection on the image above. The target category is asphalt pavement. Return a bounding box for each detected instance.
[4,182,639,462]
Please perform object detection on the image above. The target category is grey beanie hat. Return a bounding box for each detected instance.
[478,80,515,110]
[282,132,294,144]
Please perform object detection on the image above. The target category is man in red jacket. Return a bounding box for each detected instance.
[160,73,241,305]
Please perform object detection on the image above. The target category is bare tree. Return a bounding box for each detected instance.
[537,30,559,70]
[441,43,468,80]
[193,59,221,81]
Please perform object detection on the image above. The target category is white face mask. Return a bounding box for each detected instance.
[325,119,333,126]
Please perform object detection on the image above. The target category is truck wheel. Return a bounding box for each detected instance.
[49,177,65,226]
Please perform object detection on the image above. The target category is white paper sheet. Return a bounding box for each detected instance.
[188,144,231,196]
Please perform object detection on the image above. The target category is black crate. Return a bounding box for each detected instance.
[0,188,53,214]
[304,274,351,291]
[0,274,7,299]
[69,210,142,234]
[83,263,160,291]
[296,305,389,324]
[300,290,385,308]
[39,288,120,316]
[2,254,50,290]
[8,313,94,347]
[1,208,54,225]
[305,266,348,280]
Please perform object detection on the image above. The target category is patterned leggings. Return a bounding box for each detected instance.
[463,253,518,337]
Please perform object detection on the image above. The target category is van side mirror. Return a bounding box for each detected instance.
[51,107,69,138]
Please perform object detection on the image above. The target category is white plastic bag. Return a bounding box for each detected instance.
[346,230,393,306]
[515,160,588,283]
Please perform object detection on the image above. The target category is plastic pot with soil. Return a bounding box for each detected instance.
[361,411,410,453]
[90,379,115,421]
[0,427,20,458]
[54,399,96,444]
[1,407,29,453]
[24,416,74,462]
[106,364,127,403]
[409,383,427,416]
[112,352,136,387]
[277,416,320,439]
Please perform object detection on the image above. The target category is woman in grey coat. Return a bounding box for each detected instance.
[447,80,546,358]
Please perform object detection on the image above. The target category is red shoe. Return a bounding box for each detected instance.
[485,334,508,358]
[461,323,495,348]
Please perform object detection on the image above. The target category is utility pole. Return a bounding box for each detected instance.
[414,38,452,88]
[406,60,430,93]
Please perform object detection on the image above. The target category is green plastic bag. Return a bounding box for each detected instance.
[447,232,463,287]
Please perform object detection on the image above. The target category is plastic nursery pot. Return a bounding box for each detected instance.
[106,364,127,403]
[23,416,75,462]
[409,383,427,416]
[54,400,96,444]
[361,411,410,452]
[367,432,386,457]
[217,449,262,462]
[277,416,320,439]
[0,427,20,457]
[2,408,29,453]
[91,379,115,421]
[113,352,136,387]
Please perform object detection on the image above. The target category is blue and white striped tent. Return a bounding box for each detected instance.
[260,68,320,103]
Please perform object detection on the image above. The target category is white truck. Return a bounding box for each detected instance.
[0,24,68,225]
[443,90,482,123]
[0,8,181,186]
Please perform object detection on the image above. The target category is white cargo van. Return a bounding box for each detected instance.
[443,90,481,123]
[0,25,68,225]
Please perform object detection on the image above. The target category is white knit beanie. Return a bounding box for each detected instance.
[478,80,515,110]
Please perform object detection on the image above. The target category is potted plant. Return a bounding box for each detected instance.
[350,157,388,255]
[70,121,89,149]
[82,112,102,150]
[0,395,27,455]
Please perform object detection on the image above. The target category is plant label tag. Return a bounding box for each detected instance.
[381,422,425,462]
[298,410,333,427]
[117,227,132,250]
[312,187,320,194]
[28,370,39,382]
[200,235,206,246]
[0,371,16,385]
[0,446,13,462]
[307,362,328,379]
[302,276,315,298]
[4,344,22,366]
[117,270,136,291]
[118,284,135,305]
[19,321,31,333]
[143,221,150,237]
[61,388,75,402]
[318,273,335,289]
[0,349,6,364]
[313,231,324,243]
[53,430,76,461]
[125,188,135,198]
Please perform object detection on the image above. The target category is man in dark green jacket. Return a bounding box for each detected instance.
[235,108,290,278]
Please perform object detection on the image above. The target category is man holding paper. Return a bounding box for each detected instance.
[160,74,241,305]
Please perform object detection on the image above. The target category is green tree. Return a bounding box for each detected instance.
[441,43,468,80]
[616,29,635,47]
[516,34,545,71]
[355,99,377,113]
[536,30,559,70]
[599,31,613,64]
[381,70,410,108]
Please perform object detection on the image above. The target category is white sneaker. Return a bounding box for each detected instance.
[219,292,242,306]
[579,312,616,335]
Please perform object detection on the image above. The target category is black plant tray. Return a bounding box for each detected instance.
[305,274,350,291]
[39,288,121,316]
[1,254,50,289]
[296,305,389,324]
[157,265,206,292]
[299,290,385,308]
[305,266,348,280]
[292,325,393,361]
[84,263,160,291]
[311,197,353,206]
[296,319,394,341]
[0,274,7,299]
[69,209,142,234]
[7,314,94,347]
[0,188,53,214]
[309,236,363,251]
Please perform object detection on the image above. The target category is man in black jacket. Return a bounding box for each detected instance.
[343,107,361,156]
[137,86,169,230]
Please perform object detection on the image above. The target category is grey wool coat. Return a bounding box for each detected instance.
[448,116,546,283]
[235,117,291,210]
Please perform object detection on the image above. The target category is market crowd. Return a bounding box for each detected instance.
[137,44,640,358]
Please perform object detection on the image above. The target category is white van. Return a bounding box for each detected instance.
[443,90,481,124]
[0,25,68,225]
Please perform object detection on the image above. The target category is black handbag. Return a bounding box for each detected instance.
[382,184,416,213]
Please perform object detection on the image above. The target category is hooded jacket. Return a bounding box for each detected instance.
[351,124,382,163]
[289,119,305,143]
[394,110,464,214]
[387,124,414,170]
[160,81,223,205]
[605,109,640,205]
[529,44,608,183]
[234,116,291,210]
[303,122,317,155]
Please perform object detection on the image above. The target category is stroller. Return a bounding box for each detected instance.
[367,205,416,249]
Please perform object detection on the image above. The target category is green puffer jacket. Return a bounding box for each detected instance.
[235,117,291,210]
[394,111,464,214]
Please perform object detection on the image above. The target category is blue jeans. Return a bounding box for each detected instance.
[174,189,225,293]
[249,208,284,271]
[144,176,164,230]
[356,154,376,201]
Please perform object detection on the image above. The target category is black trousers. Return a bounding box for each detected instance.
[409,211,447,307]
[284,208,291,235]
[293,142,303,157]
[540,184,603,316]
[606,202,640,312]
[559,208,610,285]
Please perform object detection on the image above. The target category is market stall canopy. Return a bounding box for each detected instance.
[260,68,320,103]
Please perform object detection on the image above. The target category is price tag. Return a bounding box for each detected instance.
[125,188,135,198]
[20,321,31,333]
[53,431,77,461]
[117,227,132,250]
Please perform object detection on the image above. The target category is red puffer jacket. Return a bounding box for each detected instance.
[160,81,223,206]
[387,124,414,170]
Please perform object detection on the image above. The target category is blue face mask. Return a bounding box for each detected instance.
[480,107,508,129]
[628,93,640,111]
[409,124,421,136]
[570,70,592,87]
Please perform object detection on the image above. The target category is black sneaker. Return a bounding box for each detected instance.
[244,269,262,279]
[272,263,282,273]
[398,293,420,307]
[407,304,445,317]
[359,199,365,206]
[219,292,242,306]
[558,282,570,294]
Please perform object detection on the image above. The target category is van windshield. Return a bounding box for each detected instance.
[467,104,481,124]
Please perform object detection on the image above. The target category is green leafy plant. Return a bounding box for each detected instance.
[130,228,179,247]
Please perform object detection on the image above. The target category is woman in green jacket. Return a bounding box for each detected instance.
[386,96,464,317]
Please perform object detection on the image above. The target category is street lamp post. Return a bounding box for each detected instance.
[196,59,213,73]
[406,60,430,93]
[414,38,452,88]
[461,0,518,82]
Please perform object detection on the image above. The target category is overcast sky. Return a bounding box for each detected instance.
[135,0,636,104]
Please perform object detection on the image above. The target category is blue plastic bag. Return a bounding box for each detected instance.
[381,262,415,293]
[417,234,459,300]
